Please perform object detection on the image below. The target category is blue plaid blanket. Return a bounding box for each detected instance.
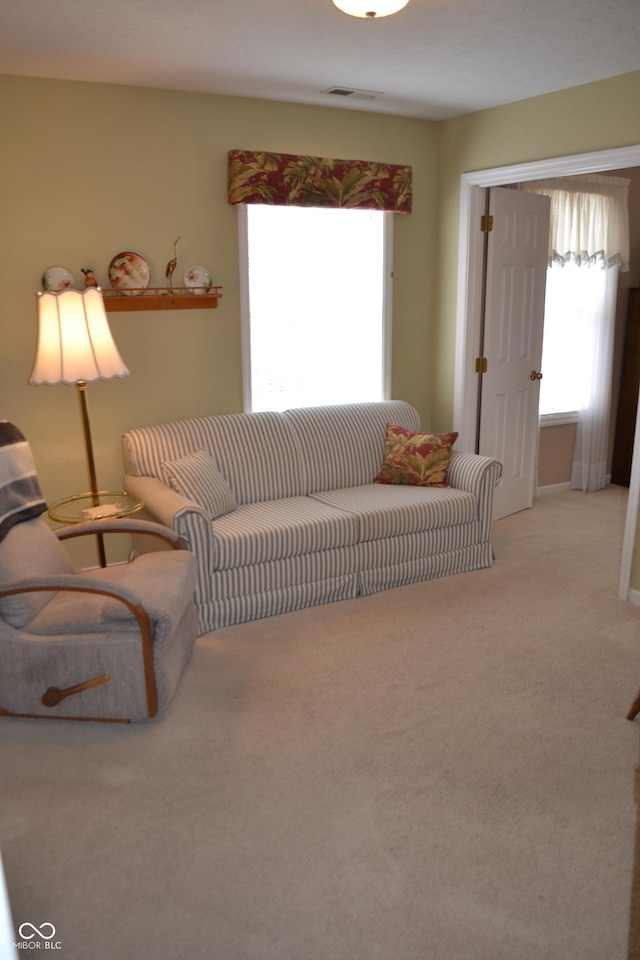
[0,422,47,543]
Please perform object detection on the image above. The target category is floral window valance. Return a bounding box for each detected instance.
[228,149,412,214]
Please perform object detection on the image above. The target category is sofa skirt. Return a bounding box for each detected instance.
[210,544,358,601]
[203,573,359,631]
[197,538,494,631]
[357,542,494,596]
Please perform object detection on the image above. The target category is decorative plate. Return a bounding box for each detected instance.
[108,252,151,295]
[184,265,212,294]
[42,266,75,291]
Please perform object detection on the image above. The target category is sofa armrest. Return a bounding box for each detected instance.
[447,451,502,536]
[447,451,502,494]
[124,475,200,528]
[124,475,215,601]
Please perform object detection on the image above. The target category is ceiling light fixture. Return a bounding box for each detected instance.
[331,0,410,17]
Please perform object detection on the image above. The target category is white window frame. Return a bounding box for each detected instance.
[237,204,393,413]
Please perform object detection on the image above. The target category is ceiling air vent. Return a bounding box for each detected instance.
[324,86,383,101]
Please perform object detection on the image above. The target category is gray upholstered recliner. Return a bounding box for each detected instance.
[0,423,198,722]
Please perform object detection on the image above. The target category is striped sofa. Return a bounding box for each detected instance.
[122,402,502,635]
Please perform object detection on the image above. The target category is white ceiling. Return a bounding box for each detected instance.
[1,0,639,121]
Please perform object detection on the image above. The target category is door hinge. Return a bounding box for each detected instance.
[480,214,494,233]
[475,357,488,374]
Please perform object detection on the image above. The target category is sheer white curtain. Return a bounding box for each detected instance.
[567,263,618,491]
[519,174,630,491]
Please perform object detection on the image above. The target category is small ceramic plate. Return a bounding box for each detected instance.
[108,252,151,295]
[184,265,212,294]
[42,266,75,291]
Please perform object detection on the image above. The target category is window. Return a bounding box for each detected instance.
[240,204,391,412]
[539,261,618,423]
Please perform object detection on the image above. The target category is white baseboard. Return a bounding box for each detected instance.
[627,588,640,608]
[536,482,571,497]
[537,475,613,498]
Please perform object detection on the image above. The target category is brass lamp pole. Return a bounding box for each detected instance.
[76,378,105,564]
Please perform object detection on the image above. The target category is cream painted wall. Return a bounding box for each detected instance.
[3,70,640,572]
[538,424,577,488]
[0,75,436,563]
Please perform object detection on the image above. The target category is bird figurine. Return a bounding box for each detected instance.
[165,236,181,293]
[81,268,98,288]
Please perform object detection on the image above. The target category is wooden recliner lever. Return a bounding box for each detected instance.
[41,674,111,707]
[628,691,640,722]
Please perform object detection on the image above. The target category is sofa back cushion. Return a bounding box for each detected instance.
[284,401,421,494]
[123,411,306,505]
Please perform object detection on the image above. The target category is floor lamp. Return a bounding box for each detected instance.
[29,287,130,566]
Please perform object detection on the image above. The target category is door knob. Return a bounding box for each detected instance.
[530,370,543,381]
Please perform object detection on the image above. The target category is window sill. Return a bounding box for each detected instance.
[539,412,579,427]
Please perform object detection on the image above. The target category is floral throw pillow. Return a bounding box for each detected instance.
[374,424,458,487]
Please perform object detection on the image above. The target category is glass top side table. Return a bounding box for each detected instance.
[48,491,143,524]
[48,491,143,566]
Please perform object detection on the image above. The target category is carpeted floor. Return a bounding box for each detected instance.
[2,486,640,960]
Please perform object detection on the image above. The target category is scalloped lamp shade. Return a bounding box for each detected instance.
[331,0,410,16]
[30,287,129,385]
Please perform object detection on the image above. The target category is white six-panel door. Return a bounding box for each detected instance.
[478,187,550,520]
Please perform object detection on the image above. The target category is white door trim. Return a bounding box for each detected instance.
[237,204,252,413]
[382,211,394,401]
[453,144,640,600]
[621,384,640,602]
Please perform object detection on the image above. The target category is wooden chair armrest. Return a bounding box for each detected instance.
[54,518,187,550]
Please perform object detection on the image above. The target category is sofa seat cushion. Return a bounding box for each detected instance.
[211,496,359,570]
[309,484,477,542]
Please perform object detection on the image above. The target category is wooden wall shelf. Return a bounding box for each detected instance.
[102,286,222,313]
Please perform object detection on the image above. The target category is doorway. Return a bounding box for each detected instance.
[453,144,640,601]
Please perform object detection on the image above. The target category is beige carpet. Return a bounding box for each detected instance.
[2,487,640,960]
